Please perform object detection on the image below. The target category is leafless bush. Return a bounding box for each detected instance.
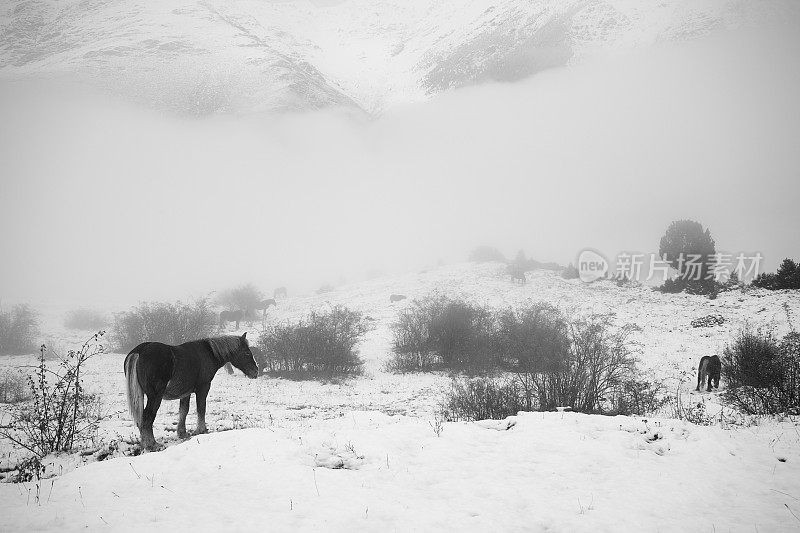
[0,333,106,465]
[111,299,217,352]
[721,327,800,415]
[0,304,39,355]
[63,308,108,330]
[532,317,637,413]
[0,369,31,403]
[258,305,368,379]
[494,303,568,409]
[607,378,670,416]
[389,295,497,373]
[442,377,526,421]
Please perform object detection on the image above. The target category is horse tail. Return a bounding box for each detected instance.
[124,351,144,430]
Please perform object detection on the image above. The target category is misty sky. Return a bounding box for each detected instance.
[1,21,799,306]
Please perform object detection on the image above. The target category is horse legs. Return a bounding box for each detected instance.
[195,382,211,434]
[141,393,163,451]
[177,396,190,439]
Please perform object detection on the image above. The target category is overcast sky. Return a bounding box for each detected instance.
[1,20,798,306]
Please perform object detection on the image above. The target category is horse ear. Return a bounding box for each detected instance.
[241,332,247,339]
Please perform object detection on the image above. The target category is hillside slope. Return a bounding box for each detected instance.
[1,0,791,114]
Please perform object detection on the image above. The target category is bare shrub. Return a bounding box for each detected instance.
[111,299,217,352]
[0,333,106,464]
[0,304,39,355]
[494,303,568,409]
[721,327,800,414]
[608,378,670,416]
[258,305,368,379]
[0,369,31,403]
[388,296,443,372]
[442,377,526,421]
[63,308,108,330]
[388,295,497,373]
[533,317,637,412]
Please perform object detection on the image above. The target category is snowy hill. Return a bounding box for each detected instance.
[2,262,800,530]
[1,0,791,114]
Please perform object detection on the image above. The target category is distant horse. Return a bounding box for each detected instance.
[219,309,244,329]
[273,286,288,299]
[255,299,276,319]
[696,355,721,392]
[390,294,407,303]
[124,333,258,451]
[508,265,526,284]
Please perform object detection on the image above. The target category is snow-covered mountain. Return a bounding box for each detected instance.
[0,0,791,114]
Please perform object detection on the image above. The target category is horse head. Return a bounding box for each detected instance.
[230,332,259,379]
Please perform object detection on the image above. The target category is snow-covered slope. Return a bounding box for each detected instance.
[1,0,791,114]
[2,412,798,531]
[1,262,800,529]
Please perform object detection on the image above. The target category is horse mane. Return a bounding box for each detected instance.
[206,335,244,363]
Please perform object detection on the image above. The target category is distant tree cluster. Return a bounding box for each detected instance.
[215,284,264,319]
[63,308,108,330]
[752,259,800,290]
[657,219,717,295]
[0,304,39,355]
[468,245,506,263]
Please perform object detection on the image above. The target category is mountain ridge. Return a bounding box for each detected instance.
[0,0,791,115]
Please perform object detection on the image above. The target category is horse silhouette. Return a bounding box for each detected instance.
[124,333,258,451]
[254,299,277,319]
[390,294,407,303]
[219,309,244,329]
[696,355,721,392]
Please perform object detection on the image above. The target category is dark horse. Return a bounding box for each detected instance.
[696,355,721,392]
[124,333,259,451]
[219,309,244,329]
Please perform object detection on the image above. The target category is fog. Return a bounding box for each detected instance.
[1,22,799,306]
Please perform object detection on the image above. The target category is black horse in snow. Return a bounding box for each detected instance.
[124,333,259,451]
[696,355,721,392]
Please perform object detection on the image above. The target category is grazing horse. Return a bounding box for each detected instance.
[273,286,288,299]
[255,299,277,319]
[696,355,721,392]
[390,294,407,303]
[124,333,259,451]
[219,309,244,329]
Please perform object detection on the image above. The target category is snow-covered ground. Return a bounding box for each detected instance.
[1,262,799,530]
